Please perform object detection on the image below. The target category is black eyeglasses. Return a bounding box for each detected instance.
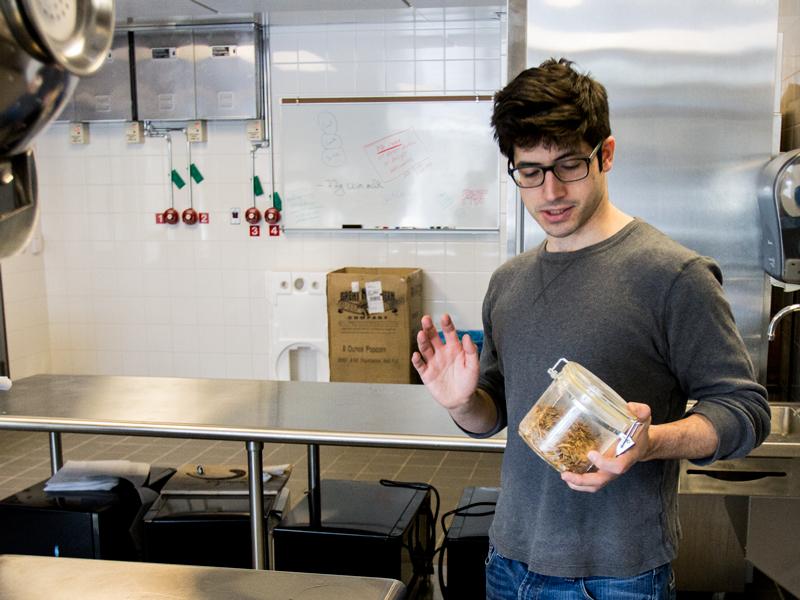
[507,141,603,188]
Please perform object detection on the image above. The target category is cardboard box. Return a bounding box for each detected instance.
[327,267,423,384]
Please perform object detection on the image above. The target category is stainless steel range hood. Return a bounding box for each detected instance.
[112,0,498,24]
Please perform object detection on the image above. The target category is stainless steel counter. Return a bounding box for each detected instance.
[1,375,795,574]
[0,374,505,450]
[0,374,505,569]
[0,554,406,600]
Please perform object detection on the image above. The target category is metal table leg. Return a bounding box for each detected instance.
[49,432,63,475]
[307,443,321,527]
[246,440,266,570]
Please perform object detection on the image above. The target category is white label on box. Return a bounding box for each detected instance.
[365,281,384,314]
[350,281,360,293]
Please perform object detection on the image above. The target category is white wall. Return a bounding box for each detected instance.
[0,221,50,379]
[0,6,508,380]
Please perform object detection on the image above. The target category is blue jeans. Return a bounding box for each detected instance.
[485,545,676,600]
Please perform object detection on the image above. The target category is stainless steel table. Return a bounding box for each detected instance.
[0,375,506,569]
[0,554,407,599]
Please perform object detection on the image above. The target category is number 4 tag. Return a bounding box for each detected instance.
[269,225,280,237]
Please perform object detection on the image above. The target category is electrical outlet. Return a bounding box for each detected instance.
[230,208,241,224]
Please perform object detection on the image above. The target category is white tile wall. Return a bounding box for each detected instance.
[0,6,507,381]
[0,224,51,379]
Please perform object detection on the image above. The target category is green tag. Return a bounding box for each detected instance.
[272,191,282,211]
[189,163,204,183]
[171,169,186,189]
[253,175,264,197]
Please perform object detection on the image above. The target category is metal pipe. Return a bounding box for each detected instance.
[250,144,257,208]
[263,23,276,198]
[0,416,506,450]
[166,134,174,209]
[246,440,266,569]
[767,304,800,341]
[307,443,321,528]
[250,142,265,209]
[144,124,175,210]
[185,129,193,210]
[48,432,63,474]
[505,0,526,259]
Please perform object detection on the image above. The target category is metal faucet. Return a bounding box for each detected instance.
[767,304,800,341]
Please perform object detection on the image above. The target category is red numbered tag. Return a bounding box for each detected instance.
[269,225,280,237]
[155,213,165,224]
[249,225,261,237]
[199,212,209,224]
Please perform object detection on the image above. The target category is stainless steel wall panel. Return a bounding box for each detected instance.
[519,0,779,378]
[53,98,76,122]
[73,31,133,122]
[134,29,196,121]
[193,25,263,120]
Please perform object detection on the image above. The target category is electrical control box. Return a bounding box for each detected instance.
[69,123,90,145]
[273,480,431,592]
[443,486,498,600]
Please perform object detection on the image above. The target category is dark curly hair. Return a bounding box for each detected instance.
[491,58,611,162]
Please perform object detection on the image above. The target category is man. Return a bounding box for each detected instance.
[411,58,770,599]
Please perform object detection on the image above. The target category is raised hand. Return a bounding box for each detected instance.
[560,402,652,492]
[411,313,480,411]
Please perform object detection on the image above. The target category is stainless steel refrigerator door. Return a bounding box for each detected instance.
[513,0,779,375]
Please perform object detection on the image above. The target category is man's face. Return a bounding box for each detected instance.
[513,138,614,251]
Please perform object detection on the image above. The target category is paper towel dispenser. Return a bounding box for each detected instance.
[758,149,800,283]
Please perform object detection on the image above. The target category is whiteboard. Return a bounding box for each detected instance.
[280,99,500,230]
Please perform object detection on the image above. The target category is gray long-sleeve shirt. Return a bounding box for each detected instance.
[475,219,770,578]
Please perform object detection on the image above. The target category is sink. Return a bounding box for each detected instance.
[750,403,800,458]
[767,403,800,438]
[678,403,800,495]
[683,401,800,455]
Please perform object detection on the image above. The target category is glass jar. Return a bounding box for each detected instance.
[518,358,641,473]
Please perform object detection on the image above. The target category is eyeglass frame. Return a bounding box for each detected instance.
[507,140,604,188]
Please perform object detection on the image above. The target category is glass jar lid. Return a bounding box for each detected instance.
[548,358,635,434]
